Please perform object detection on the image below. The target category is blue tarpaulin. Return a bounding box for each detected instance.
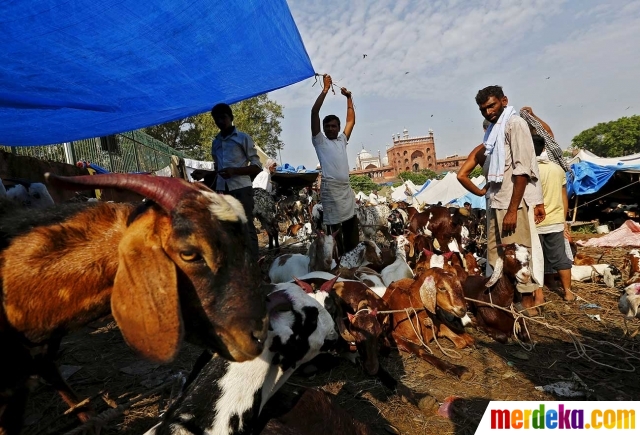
[567,161,640,197]
[0,0,313,146]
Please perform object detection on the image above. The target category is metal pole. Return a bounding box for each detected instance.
[63,142,75,165]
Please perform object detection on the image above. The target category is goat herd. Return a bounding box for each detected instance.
[1,174,639,435]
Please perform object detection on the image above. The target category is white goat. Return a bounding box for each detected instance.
[571,264,622,288]
[269,231,337,284]
[6,182,54,208]
[618,282,640,337]
[145,282,338,435]
[381,235,414,287]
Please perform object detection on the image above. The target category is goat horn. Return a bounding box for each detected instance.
[45,173,196,211]
[485,256,504,288]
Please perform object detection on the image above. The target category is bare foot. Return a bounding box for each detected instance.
[562,288,576,301]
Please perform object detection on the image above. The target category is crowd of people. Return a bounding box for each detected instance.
[207,79,574,317]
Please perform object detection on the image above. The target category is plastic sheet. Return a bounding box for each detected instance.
[0,0,313,146]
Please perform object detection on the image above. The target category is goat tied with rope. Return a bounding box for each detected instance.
[383,267,474,379]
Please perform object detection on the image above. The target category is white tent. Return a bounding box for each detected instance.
[568,149,640,174]
[391,180,419,201]
[414,172,485,206]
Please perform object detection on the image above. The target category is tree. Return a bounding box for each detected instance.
[143,93,284,161]
[469,166,484,178]
[571,115,640,157]
[396,169,439,186]
[349,175,377,194]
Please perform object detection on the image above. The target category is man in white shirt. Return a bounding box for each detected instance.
[311,74,357,255]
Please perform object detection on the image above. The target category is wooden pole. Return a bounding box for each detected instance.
[571,195,579,222]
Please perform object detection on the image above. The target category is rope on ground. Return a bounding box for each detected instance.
[61,376,180,435]
[465,297,639,372]
[377,306,462,360]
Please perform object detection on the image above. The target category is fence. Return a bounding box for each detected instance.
[0,131,185,173]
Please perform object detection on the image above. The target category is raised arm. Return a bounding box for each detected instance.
[457,144,487,197]
[521,107,554,138]
[311,75,332,137]
[341,87,355,140]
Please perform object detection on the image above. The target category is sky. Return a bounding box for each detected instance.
[269,0,640,171]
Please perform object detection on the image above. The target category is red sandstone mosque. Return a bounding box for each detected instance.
[349,128,467,181]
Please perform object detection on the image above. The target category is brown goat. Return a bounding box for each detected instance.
[328,280,391,376]
[383,268,474,379]
[0,173,268,434]
[408,206,462,252]
[464,252,482,276]
[463,243,533,343]
[260,386,374,435]
[622,249,640,286]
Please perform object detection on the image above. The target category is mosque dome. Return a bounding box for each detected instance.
[358,148,373,160]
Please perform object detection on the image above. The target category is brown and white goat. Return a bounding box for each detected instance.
[294,276,391,378]
[623,249,640,286]
[463,243,533,343]
[383,268,474,379]
[0,173,268,434]
[408,205,464,253]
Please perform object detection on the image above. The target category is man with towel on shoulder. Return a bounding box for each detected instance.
[310,74,358,256]
[457,85,546,315]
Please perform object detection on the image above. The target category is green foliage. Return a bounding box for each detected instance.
[469,166,484,178]
[571,115,640,157]
[397,169,439,186]
[143,94,284,161]
[350,175,377,195]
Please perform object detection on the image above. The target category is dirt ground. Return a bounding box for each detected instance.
[21,230,640,435]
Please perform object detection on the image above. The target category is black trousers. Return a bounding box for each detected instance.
[326,214,359,257]
[220,186,259,262]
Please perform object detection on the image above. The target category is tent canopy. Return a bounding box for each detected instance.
[567,150,640,196]
[0,0,313,146]
[414,172,485,206]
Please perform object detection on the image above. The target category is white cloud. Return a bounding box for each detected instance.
[271,0,640,171]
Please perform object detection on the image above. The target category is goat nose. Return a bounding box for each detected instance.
[252,316,269,345]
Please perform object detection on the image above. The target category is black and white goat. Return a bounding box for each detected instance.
[146,282,338,435]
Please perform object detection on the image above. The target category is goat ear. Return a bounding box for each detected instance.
[112,210,182,363]
[347,312,355,322]
[408,240,415,258]
[443,251,454,260]
[418,275,437,314]
[423,248,433,257]
[293,277,314,294]
[485,256,504,288]
[319,274,340,293]
[331,229,341,239]
[370,308,378,316]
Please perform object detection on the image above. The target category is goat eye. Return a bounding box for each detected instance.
[180,251,202,262]
[438,287,446,292]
